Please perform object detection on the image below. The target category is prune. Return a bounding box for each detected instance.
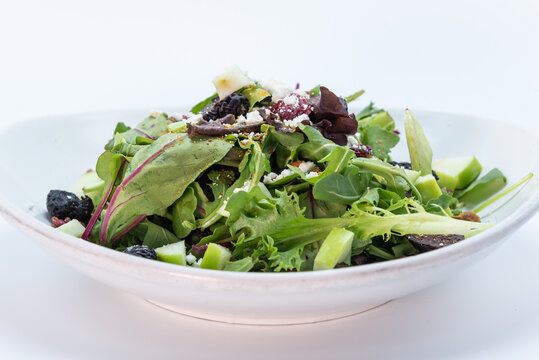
[202,92,249,121]
[406,234,464,252]
[46,190,93,224]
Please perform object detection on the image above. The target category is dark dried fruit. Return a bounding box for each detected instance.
[389,161,412,170]
[453,211,481,223]
[351,144,373,158]
[124,245,157,260]
[46,190,93,223]
[389,161,439,180]
[202,92,249,121]
[406,234,465,252]
[351,254,371,265]
[309,86,358,146]
[269,93,312,120]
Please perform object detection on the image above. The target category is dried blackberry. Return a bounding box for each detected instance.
[124,245,157,260]
[389,161,412,170]
[202,92,249,121]
[46,190,93,224]
[389,161,439,180]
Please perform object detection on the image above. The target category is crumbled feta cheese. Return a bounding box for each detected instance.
[347,135,360,147]
[192,258,203,268]
[263,172,278,183]
[185,114,203,124]
[263,168,295,184]
[283,114,310,129]
[259,79,293,102]
[282,94,299,106]
[305,171,319,179]
[233,180,251,193]
[186,254,197,265]
[298,161,315,173]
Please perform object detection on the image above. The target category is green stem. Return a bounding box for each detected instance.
[473,173,534,213]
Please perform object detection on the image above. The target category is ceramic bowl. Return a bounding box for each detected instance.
[0,109,537,324]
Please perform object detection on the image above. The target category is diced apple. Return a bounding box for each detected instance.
[433,156,482,190]
[155,241,186,266]
[313,228,354,271]
[68,170,105,201]
[200,243,232,270]
[404,169,421,184]
[456,168,507,206]
[212,65,251,99]
[57,219,85,238]
[415,174,443,202]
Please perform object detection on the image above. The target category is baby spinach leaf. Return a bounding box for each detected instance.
[110,113,173,146]
[223,257,254,272]
[171,186,198,239]
[131,219,180,249]
[362,126,400,161]
[190,93,218,114]
[298,191,347,219]
[296,125,336,162]
[312,166,366,204]
[101,134,233,242]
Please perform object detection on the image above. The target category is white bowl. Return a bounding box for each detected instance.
[0,109,537,325]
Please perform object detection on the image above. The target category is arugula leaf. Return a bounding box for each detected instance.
[223,257,254,272]
[345,90,365,103]
[296,125,336,162]
[404,109,433,175]
[101,134,233,243]
[356,102,383,120]
[309,85,321,96]
[190,93,217,114]
[351,157,421,201]
[196,141,267,230]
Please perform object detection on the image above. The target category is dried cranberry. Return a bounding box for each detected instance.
[269,93,312,120]
[351,144,373,158]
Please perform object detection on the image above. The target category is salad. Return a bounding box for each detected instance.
[45,66,522,272]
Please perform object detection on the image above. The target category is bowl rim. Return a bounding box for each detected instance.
[0,108,538,288]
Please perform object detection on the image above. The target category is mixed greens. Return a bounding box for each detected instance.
[47,66,520,272]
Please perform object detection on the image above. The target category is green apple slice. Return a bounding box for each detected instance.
[433,156,482,190]
[404,169,421,184]
[57,219,85,238]
[200,243,232,270]
[68,170,105,201]
[155,241,186,265]
[313,228,354,271]
[455,168,507,206]
[415,174,443,202]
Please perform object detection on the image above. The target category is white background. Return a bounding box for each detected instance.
[0,1,538,359]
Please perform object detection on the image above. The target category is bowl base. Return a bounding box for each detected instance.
[143,298,391,326]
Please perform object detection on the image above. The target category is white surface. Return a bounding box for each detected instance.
[0,0,538,358]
